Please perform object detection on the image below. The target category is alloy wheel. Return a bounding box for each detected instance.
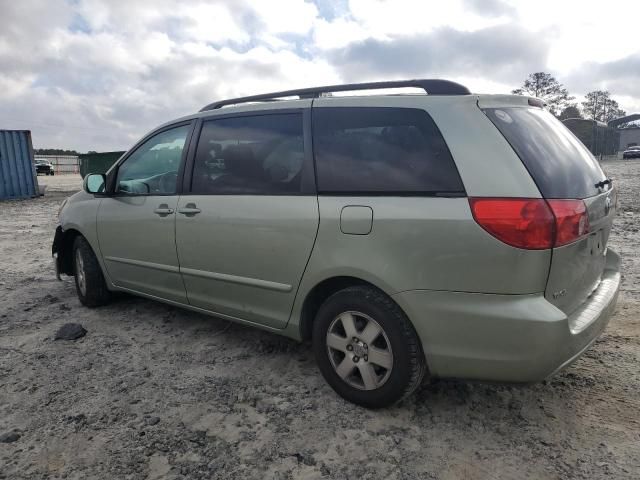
[326,311,394,390]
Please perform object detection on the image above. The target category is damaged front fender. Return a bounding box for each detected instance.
[52,225,64,280]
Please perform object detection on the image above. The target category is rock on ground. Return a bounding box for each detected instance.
[54,323,87,341]
[0,431,21,443]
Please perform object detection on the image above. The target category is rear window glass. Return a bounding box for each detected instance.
[312,107,464,195]
[483,107,607,199]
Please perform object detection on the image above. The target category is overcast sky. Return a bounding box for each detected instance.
[1,0,639,151]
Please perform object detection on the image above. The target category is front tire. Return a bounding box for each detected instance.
[312,286,426,408]
[73,236,111,307]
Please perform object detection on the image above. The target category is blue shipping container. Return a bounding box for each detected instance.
[0,130,39,200]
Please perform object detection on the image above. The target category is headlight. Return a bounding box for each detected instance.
[57,198,68,218]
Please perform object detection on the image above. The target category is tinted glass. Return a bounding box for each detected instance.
[117,125,190,195]
[192,114,304,195]
[484,107,607,199]
[312,107,464,194]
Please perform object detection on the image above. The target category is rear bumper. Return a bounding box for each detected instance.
[393,249,621,382]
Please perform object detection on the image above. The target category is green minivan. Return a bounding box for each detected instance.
[53,80,620,408]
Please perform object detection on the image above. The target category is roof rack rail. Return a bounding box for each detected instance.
[199,79,471,111]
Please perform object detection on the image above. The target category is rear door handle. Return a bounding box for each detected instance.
[178,203,201,216]
[154,204,174,216]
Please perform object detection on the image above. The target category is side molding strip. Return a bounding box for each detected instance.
[180,267,292,292]
[104,257,292,293]
[104,256,180,273]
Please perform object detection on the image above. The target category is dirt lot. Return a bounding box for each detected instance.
[1,167,639,480]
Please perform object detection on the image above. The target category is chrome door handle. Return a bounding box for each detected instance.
[154,204,174,216]
[178,203,201,216]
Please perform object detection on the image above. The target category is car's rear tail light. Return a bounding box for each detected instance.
[469,198,589,250]
[469,198,555,249]
[547,199,590,246]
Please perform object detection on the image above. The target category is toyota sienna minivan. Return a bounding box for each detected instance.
[53,79,620,408]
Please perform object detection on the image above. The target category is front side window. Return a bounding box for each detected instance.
[313,107,464,195]
[191,114,304,195]
[116,124,190,195]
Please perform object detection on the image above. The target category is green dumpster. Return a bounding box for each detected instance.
[78,151,125,179]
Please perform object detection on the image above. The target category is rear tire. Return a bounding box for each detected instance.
[73,236,111,307]
[312,285,427,408]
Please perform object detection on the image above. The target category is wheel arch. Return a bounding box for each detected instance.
[298,275,404,341]
[54,227,83,276]
[54,227,105,280]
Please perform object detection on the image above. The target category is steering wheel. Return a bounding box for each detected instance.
[159,171,178,193]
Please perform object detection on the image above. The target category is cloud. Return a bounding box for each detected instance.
[0,40,340,150]
[327,24,550,84]
[0,0,638,151]
[566,54,640,99]
[0,0,334,151]
[564,53,640,115]
[463,0,516,17]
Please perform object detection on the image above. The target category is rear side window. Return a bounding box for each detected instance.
[192,114,304,195]
[312,107,464,195]
[483,107,607,199]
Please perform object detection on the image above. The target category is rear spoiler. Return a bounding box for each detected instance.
[476,94,540,109]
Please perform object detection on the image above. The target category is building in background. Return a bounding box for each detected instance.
[607,114,640,151]
[0,130,39,200]
[618,127,640,150]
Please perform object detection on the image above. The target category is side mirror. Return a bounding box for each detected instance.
[84,173,106,194]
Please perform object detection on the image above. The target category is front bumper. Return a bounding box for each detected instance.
[392,249,621,382]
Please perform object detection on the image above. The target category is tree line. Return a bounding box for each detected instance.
[512,72,633,126]
[34,148,98,155]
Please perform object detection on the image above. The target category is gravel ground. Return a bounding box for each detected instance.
[1,167,639,480]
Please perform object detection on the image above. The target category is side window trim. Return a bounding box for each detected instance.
[107,120,196,196]
[301,107,316,195]
[181,118,203,194]
[182,108,316,195]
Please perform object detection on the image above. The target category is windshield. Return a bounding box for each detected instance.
[483,107,607,199]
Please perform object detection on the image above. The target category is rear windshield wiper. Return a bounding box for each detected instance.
[595,178,612,189]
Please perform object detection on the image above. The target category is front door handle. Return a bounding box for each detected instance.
[178,203,201,216]
[154,204,174,216]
